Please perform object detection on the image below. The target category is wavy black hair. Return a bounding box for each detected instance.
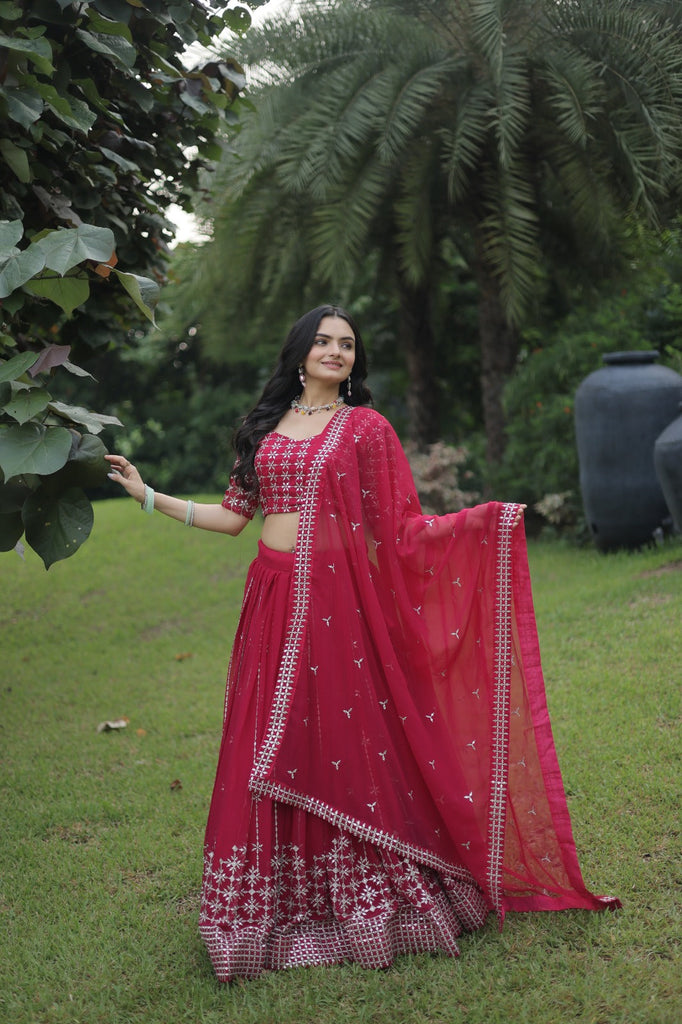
[231,304,373,490]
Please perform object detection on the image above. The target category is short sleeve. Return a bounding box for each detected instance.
[222,462,259,520]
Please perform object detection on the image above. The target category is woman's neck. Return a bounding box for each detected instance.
[299,385,341,408]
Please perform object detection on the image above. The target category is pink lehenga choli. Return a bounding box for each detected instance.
[199,405,619,981]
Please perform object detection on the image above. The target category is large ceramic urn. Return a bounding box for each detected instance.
[654,403,682,535]
[574,351,682,551]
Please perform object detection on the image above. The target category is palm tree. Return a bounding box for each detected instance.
[206,0,682,458]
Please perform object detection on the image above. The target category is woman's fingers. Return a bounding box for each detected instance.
[105,454,137,477]
[105,455,144,501]
[512,503,527,529]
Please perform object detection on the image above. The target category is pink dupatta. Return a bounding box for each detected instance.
[249,405,619,920]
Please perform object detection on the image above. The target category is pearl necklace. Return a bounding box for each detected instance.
[291,395,345,416]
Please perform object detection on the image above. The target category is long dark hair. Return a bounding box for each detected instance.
[231,304,373,490]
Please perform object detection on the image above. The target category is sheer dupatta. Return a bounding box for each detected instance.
[249,405,619,920]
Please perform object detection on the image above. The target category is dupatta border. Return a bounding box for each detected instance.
[249,405,353,786]
[253,775,480,886]
[487,502,517,914]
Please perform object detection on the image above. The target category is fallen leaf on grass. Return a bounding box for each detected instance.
[96,717,129,733]
[170,779,183,791]
[174,652,193,661]
[135,728,147,737]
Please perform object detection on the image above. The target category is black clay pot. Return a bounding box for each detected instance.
[574,351,682,551]
[654,403,682,535]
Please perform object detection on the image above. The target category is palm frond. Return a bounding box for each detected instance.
[440,78,494,202]
[539,136,620,254]
[479,161,541,324]
[553,0,682,210]
[492,51,532,169]
[393,142,440,286]
[469,0,507,85]
[309,157,391,281]
[375,56,460,163]
[537,47,605,148]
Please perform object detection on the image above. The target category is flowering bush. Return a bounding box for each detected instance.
[404,441,480,515]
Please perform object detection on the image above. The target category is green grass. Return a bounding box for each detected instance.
[1,499,680,1024]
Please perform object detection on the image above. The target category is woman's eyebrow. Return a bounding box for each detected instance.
[315,332,355,342]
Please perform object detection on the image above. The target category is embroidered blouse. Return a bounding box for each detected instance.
[222,430,324,519]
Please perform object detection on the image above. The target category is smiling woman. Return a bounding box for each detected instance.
[105,304,618,983]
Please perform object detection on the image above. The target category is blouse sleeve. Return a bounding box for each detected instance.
[221,461,260,520]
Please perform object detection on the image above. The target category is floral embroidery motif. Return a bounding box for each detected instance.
[200,831,488,981]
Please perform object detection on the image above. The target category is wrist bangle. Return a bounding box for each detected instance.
[184,500,195,527]
[141,484,154,514]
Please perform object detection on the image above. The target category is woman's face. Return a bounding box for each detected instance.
[302,315,356,389]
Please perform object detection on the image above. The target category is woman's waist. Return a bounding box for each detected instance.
[260,512,299,555]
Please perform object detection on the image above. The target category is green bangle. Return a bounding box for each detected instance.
[142,484,154,514]
[184,500,195,527]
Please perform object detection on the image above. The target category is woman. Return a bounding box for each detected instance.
[106,304,619,982]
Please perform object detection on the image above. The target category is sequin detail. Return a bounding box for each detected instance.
[222,430,334,519]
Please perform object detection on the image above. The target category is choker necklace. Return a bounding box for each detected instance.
[291,395,345,416]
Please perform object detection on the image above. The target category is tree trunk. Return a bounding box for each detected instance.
[397,280,440,448]
[474,259,519,466]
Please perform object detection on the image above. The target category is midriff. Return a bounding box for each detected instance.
[260,511,300,552]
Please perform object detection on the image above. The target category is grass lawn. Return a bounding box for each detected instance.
[1,498,680,1024]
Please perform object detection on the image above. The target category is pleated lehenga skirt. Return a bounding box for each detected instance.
[199,541,489,982]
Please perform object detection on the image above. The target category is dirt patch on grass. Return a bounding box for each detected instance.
[45,821,96,845]
[175,888,201,915]
[638,559,682,578]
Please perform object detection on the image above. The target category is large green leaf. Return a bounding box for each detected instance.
[62,359,96,380]
[112,269,160,323]
[0,474,39,513]
[0,139,31,183]
[35,225,115,275]
[45,92,97,134]
[0,3,22,20]
[23,485,94,568]
[0,510,24,552]
[23,274,90,315]
[99,145,142,173]
[0,422,72,480]
[91,0,134,25]
[0,32,54,74]
[0,243,46,298]
[0,351,40,384]
[75,28,137,69]
[48,432,109,489]
[2,385,51,424]
[0,219,23,257]
[0,86,43,128]
[47,400,123,434]
[86,7,134,41]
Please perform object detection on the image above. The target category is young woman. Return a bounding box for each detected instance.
[106,304,618,982]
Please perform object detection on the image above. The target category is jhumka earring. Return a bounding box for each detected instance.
[298,364,306,387]
[346,375,352,397]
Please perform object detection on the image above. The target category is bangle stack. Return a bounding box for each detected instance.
[185,500,195,528]
[141,484,154,514]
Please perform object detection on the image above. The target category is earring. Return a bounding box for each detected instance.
[346,375,352,398]
[298,364,306,387]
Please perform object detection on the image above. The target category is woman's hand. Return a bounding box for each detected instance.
[513,504,527,529]
[105,454,145,504]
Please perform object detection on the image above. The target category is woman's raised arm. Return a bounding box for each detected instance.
[105,454,249,536]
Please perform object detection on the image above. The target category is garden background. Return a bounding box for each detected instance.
[1,2,681,1020]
